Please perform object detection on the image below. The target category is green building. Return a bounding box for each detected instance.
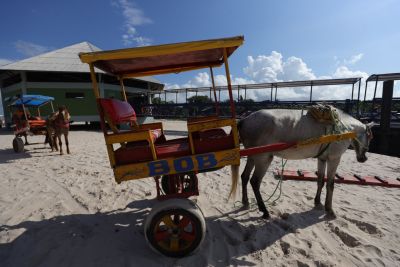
[0,42,164,123]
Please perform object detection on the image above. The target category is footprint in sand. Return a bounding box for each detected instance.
[344,217,381,235]
[328,223,360,247]
[279,240,290,255]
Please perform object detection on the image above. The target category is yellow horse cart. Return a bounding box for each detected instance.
[79,36,355,257]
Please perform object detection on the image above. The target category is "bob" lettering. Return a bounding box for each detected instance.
[148,153,218,176]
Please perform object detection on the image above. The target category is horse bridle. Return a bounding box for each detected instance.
[354,126,373,151]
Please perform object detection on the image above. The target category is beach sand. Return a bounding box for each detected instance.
[1,120,400,267]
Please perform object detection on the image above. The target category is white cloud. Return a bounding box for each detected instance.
[346,53,363,65]
[282,56,316,81]
[243,51,283,82]
[132,36,152,47]
[14,41,51,57]
[165,83,180,90]
[182,72,211,88]
[333,66,368,79]
[335,53,364,66]
[112,0,152,47]
[243,51,315,83]
[0,58,14,66]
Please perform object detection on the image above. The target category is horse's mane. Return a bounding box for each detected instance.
[334,107,364,130]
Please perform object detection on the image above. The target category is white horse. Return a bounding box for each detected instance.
[230,107,373,219]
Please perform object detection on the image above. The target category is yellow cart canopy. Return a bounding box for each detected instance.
[79,36,244,78]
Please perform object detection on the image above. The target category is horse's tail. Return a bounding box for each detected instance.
[229,164,240,200]
[234,118,244,144]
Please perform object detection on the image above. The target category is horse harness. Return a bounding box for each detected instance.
[307,104,344,159]
[52,111,70,128]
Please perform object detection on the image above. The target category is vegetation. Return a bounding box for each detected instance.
[187,95,211,104]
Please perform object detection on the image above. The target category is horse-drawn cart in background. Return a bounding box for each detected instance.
[79,36,356,257]
[8,95,55,153]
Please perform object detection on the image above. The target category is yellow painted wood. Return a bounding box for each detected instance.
[103,113,120,133]
[105,143,116,167]
[223,48,236,118]
[113,148,240,183]
[149,138,157,160]
[209,67,220,115]
[119,78,128,101]
[188,132,195,154]
[79,36,244,63]
[296,132,356,148]
[187,118,236,132]
[89,64,100,98]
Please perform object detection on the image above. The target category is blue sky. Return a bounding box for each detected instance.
[1,0,399,111]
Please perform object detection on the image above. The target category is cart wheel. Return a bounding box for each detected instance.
[161,173,197,195]
[12,137,24,153]
[144,198,206,257]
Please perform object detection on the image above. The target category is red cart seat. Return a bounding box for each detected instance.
[192,128,234,154]
[98,98,165,143]
[114,138,191,165]
[28,119,46,128]
[98,98,136,125]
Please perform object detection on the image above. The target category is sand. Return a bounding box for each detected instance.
[0,120,400,267]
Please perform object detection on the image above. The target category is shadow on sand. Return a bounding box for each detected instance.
[0,197,328,267]
[0,148,32,164]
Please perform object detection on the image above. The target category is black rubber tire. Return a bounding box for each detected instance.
[160,175,171,194]
[144,199,206,258]
[12,137,24,153]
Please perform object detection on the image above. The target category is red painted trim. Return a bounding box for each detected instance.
[275,169,400,188]
[240,142,297,157]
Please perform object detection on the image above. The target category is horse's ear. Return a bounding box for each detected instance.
[365,121,375,140]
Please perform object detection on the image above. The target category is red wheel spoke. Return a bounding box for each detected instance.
[155,230,170,242]
[178,217,191,228]
[180,231,196,242]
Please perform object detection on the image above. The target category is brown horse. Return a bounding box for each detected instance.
[46,112,58,152]
[53,106,71,155]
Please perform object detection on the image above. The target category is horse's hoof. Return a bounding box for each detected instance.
[262,212,270,219]
[325,209,336,219]
[242,201,250,209]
